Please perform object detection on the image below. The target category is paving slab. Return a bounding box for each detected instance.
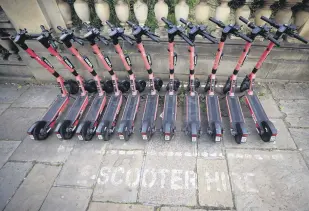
[138,154,197,206]
[0,104,10,116]
[0,141,21,169]
[160,207,207,211]
[227,149,309,211]
[197,135,224,160]
[9,136,75,164]
[0,84,28,104]
[88,202,154,211]
[279,100,309,127]
[223,118,296,150]
[0,107,46,141]
[56,140,106,188]
[4,164,61,211]
[147,132,197,158]
[40,187,92,211]
[93,150,144,203]
[0,162,33,211]
[12,85,59,108]
[197,159,233,208]
[301,150,309,168]
[289,128,309,150]
[268,82,309,100]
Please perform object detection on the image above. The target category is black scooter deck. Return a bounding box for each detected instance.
[186,93,200,142]
[206,94,223,141]
[118,94,140,139]
[246,93,268,122]
[141,94,159,139]
[96,94,122,139]
[162,93,177,140]
[226,95,248,142]
[84,94,106,122]
[42,95,68,121]
[226,95,245,123]
[65,95,88,121]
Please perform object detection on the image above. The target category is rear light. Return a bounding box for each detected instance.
[164,133,170,141]
[119,133,124,140]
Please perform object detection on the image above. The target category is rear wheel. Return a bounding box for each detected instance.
[59,120,74,140]
[81,121,94,141]
[33,121,49,140]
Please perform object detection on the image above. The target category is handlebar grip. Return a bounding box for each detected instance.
[121,34,134,45]
[179,18,188,25]
[202,32,218,44]
[239,16,249,25]
[266,35,280,46]
[57,26,64,32]
[74,37,84,46]
[238,33,253,43]
[261,16,279,28]
[99,36,109,45]
[127,21,135,28]
[209,17,225,28]
[106,21,114,29]
[293,33,308,44]
[83,22,90,28]
[40,25,46,31]
[161,17,172,26]
[179,33,194,46]
[146,33,160,42]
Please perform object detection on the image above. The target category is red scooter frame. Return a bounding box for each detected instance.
[13,29,71,140]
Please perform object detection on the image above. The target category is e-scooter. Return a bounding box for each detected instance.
[126,21,163,140]
[179,18,218,142]
[12,29,79,140]
[54,26,106,140]
[106,21,146,141]
[205,17,252,143]
[239,16,308,142]
[161,17,194,141]
[80,23,129,141]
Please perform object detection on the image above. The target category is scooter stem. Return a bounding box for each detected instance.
[168,42,175,92]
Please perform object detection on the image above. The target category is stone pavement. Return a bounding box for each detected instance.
[0,82,309,211]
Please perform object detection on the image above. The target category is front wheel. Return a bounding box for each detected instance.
[33,121,49,140]
[59,120,74,140]
[240,75,250,92]
[65,80,79,95]
[222,77,231,94]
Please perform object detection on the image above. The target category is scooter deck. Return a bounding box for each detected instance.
[64,95,88,121]
[206,94,223,141]
[162,93,177,140]
[245,93,268,123]
[84,94,106,122]
[142,94,159,124]
[187,93,200,123]
[118,94,140,137]
[42,95,69,121]
[96,94,122,139]
[226,95,245,123]
[186,93,201,142]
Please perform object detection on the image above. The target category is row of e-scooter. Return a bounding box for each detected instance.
[11,16,307,144]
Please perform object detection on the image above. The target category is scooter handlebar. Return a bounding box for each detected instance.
[106,21,115,29]
[40,25,46,31]
[209,17,225,28]
[145,32,160,42]
[293,33,308,44]
[267,35,280,46]
[57,26,65,32]
[121,34,135,45]
[201,31,218,44]
[179,18,188,25]
[127,21,136,28]
[237,32,253,43]
[179,33,194,46]
[261,16,280,28]
[98,35,109,45]
[161,17,173,27]
[239,16,249,25]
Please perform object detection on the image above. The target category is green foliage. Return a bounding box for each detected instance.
[145,0,158,31]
